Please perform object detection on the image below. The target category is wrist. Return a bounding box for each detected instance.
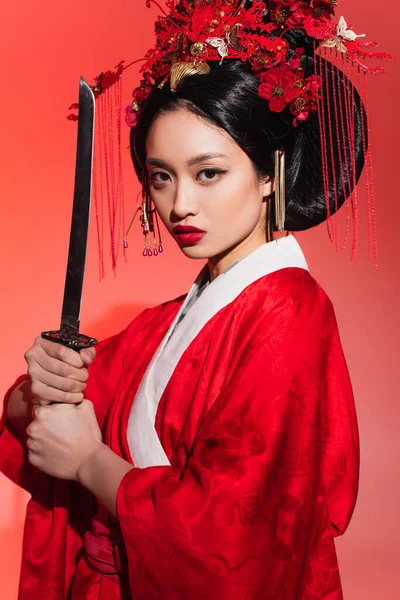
[75,441,134,517]
[76,440,107,487]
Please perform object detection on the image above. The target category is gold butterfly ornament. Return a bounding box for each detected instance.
[321,15,366,53]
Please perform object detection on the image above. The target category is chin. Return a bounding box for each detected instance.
[177,239,233,261]
[178,245,210,260]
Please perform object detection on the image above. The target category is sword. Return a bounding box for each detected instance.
[41,77,98,352]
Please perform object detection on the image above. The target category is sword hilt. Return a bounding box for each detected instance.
[41,326,98,352]
[40,327,98,404]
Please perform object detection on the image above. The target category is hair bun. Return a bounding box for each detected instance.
[132,58,366,233]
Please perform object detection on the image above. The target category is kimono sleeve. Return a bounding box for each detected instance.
[0,374,33,493]
[116,287,360,598]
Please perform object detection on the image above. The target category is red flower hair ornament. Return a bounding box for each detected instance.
[68,1,393,276]
[116,1,391,128]
[69,1,392,129]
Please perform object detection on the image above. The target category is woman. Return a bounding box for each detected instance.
[1,1,389,598]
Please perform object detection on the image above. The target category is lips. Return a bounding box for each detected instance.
[173,225,206,234]
[172,226,206,246]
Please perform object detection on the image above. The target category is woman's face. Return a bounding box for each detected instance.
[145,108,273,270]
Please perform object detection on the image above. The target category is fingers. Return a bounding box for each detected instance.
[30,381,84,405]
[28,403,76,428]
[24,336,95,405]
[26,437,39,452]
[31,403,38,419]
[26,337,85,368]
[26,341,89,382]
[29,400,94,421]
[26,419,37,439]
[80,347,96,366]
[37,398,52,406]
[29,362,87,393]
[27,450,41,468]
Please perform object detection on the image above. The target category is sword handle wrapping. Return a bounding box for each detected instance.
[41,328,98,352]
[40,327,98,405]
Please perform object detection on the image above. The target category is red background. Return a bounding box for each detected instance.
[0,1,398,597]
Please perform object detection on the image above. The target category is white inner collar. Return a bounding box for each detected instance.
[127,233,309,468]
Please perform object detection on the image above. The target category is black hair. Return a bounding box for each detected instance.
[130,27,367,233]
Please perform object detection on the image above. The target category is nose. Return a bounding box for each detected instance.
[171,178,200,220]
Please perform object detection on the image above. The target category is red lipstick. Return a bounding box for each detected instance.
[172,225,206,246]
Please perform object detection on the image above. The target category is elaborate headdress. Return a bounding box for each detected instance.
[69,0,393,277]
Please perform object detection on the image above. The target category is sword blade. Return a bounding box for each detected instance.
[41,77,97,351]
[60,77,95,337]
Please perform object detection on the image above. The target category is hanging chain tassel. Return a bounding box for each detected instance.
[359,65,379,268]
[274,149,286,232]
[315,42,380,267]
[123,171,164,257]
[123,199,141,250]
[93,144,105,281]
[315,43,334,248]
[90,70,126,279]
[333,53,352,254]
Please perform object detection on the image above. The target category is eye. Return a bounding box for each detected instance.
[197,169,227,183]
[150,168,227,186]
[150,171,171,184]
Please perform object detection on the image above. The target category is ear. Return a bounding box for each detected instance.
[260,175,274,199]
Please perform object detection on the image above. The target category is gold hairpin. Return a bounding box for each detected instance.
[274,149,286,231]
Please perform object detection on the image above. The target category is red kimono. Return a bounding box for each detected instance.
[0,234,360,599]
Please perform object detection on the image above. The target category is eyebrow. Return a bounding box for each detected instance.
[147,153,228,170]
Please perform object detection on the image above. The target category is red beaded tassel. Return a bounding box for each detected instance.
[92,72,126,279]
[359,64,379,268]
[314,42,379,268]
